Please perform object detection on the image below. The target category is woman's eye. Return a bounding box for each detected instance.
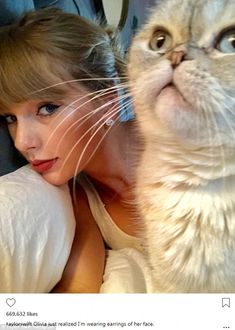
[216,29,235,53]
[37,103,60,116]
[4,115,17,125]
[149,30,173,52]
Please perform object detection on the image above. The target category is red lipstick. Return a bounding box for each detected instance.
[31,158,58,173]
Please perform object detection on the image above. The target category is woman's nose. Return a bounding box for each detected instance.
[14,121,40,153]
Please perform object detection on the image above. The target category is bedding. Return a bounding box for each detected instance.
[0,165,152,293]
[0,165,75,292]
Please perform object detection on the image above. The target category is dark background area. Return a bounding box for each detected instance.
[0,0,156,176]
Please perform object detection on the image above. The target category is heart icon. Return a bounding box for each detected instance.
[6,298,16,307]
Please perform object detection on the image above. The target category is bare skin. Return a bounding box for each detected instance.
[3,92,139,292]
[52,122,139,293]
[52,183,105,293]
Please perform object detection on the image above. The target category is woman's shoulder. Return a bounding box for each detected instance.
[54,178,105,293]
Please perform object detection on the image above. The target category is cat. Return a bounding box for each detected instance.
[128,0,235,292]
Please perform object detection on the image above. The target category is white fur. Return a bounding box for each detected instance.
[128,0,235,292]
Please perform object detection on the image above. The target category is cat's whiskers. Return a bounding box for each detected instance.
[53,92,125,158]
[53,108,102,157]
[30,77,128,94]
[44,82,129,150]
[59,96,128,174]
[71,115,121,200]
[70,94,134,199]
[127,0,235,292]
[130,65,231,181]
[44,95,101,150]
[71,96,133,176]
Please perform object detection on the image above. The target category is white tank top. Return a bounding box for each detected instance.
[78,174,142,251]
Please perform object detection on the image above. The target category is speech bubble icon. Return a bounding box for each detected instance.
[222,298,230,308]
[6,298,16,307]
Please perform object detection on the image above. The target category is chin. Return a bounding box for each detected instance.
[42,172,71,187]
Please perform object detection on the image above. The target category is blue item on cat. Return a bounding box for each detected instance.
[118,92,135,122]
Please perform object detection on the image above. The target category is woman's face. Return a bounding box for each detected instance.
[3,89,104,185]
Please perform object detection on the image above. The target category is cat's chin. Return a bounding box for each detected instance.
[154,85,199,141]
[157,84,191,112]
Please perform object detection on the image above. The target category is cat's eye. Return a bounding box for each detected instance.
[216,29,235,53]
[149,30,173,52]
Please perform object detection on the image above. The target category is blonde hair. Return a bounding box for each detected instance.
[0,8,125,110]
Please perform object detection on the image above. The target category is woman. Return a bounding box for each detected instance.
[0,8,145,293]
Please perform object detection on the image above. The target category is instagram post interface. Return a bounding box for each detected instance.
[0,0,235,329]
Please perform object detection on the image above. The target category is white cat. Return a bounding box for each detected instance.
[128,0,235,292]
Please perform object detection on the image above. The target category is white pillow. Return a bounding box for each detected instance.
[0,165,76,293]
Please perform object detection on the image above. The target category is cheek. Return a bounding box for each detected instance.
[46,111,94,178]
[49,109,84,149]
[50,122,82,169]
[7,125,16,142]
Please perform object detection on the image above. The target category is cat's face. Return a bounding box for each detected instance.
[128,0,235,148]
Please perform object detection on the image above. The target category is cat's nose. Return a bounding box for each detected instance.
[170,45,187,68]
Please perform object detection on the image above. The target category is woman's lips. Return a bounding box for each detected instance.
[31,158,58,173]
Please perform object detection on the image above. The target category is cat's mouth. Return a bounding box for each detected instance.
[155,83,195,115]
[160,83,183,97]
[158,83,189,106]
